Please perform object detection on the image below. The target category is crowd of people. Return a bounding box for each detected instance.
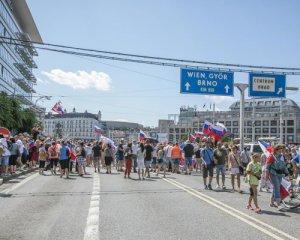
[1,132,300,213]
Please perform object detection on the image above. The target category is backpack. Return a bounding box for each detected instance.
[50,147,57,157]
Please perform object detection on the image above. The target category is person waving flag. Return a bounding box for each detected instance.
[52,100,64,115]
[139,130,146,141]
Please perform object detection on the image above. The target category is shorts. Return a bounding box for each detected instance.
[164,157,173,165]
[9,155,18,166]
[216,165,226,176]
[21,154,27,164]
[50,158,59,168]
[230,167,240,175]
[202,164,214,178]
[173,158,180,165]
[93,156,100,164]
[137,160,145,169]
[105,156,113,166]
[152,157,157,165]
[145,160,151,168]
[1,156,9,166]
[60,159,69,169]
[157,159,163,164]
[76,156,86,166]
[39,161,46,168]
[185,157,192,167]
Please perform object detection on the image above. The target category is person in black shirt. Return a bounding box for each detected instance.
[92,141,101,173]
[144,140,153,178]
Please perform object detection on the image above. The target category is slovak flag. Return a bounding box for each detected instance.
[195,132,203,138]
[203,120,213,135]
[216,122,227,136]
[52,101,64,115]
[258,140,273,158]
[139,130,146,141]
[94,126,104,134]
[189,134,196,142]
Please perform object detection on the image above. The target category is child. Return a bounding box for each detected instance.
[246,153,262,213]
[38,144,47,175]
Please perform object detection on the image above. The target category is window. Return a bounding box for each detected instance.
[263,121,269,126]
[255,113,261,118]
[288,136,294,142]
[247,128,252,133]
[273,101,279,106]
[263,128,269,133]
[255,121,261,126]
[271,128,277,133]
[271,120,277,126]
[225,121,231,127]
[180,128,185,133]
[287,128,294,133]
[247,121,252,126]
[287,120,294,126]
[233,121,238,126]
[233,128,238,133]
[265,101,271,106]
[255,128,261,133]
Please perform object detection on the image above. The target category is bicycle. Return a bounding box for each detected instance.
[281,176,300,209]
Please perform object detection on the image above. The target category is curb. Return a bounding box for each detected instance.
[0,167,38,185]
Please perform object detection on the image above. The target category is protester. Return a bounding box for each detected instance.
[1,134,11,177]
[228,145,242,193]
[213,142,227,190]
[92,141,101,173]
[266,144,289,211]
[156,145,165,177]
[132,140,139,173]
[117,143,124,172]
[124,143,133,178]
[59,141,70,179]
[137,142,145,180]
[104,143,114,174]
[144,140,153,178]
[183,141,194,175]
[38,142,47,175]
[201,141,214,190]
[75,142,86,176]
[171,142,182,174]
[246,153,262,213]
[9,138,19,175]
[48,141,59,175]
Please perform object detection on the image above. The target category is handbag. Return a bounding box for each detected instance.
[233,154,244,175]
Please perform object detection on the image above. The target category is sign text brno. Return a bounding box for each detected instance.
[249,73,286,97]
[180,69,234,96]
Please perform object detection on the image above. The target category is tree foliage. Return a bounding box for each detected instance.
[0,92,37,133]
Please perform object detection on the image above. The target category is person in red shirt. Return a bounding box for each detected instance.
[171,143,182,174]
[48,142,59,175]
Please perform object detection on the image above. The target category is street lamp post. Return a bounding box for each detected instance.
[235,83,248,152]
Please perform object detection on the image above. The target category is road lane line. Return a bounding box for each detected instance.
[84,173,100,240]
[0,172,39,194]
[163,177,297,240]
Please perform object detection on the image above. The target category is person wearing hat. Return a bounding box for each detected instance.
[265,144,289,211]
[200,141,214,190]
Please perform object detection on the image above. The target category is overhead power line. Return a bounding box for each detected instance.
[1,36,300,75]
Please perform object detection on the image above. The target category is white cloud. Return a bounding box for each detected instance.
[204,95,236,104]
[42,69,111,91]
[36,77,50,84]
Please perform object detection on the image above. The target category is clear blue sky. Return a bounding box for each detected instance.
[27,0,300,127]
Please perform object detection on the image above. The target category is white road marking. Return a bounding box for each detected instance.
[0,172,39,194]
[163,177,297,240]
[84,173,100,240]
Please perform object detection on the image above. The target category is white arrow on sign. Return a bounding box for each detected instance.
[185,82,191,91]
[277,88,283,95]
[224,85,230,93]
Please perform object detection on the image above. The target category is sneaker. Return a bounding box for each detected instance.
[269,203,277,208]
[277,204,285,211]
[222,185,226,190]
[246,205,254,210]
[188,172,191,175]
[204,185,208,190]
[208,184,213,190]
[216,184,221,189]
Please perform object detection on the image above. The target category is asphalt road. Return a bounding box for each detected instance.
[0,167,299,240]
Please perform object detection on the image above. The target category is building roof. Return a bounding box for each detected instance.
[45,112,98,120]
[229,97,300,110]
[11,0,43,43]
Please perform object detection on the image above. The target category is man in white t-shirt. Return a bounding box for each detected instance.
[131,140,139,173]
[1,134,11,177]
[15,135,24,168]
[163,142,174,172]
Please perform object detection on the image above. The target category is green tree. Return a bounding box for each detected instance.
[0,92,37,133]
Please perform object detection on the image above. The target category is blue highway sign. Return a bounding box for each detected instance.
[249,73,286,97]
[180,69,234,96]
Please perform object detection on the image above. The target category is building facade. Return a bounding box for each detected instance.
[163,98,300,144]
[0,0,43,113]
[44,110,102,140]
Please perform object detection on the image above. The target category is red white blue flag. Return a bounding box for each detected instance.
[94,126,104,134]
[51,101,64,115]
[189,134,196,142]
[139,130,146,141]
[202,120,213,135]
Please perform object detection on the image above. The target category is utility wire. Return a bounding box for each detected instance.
[1,35,300,71]
[1,37,300,75]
